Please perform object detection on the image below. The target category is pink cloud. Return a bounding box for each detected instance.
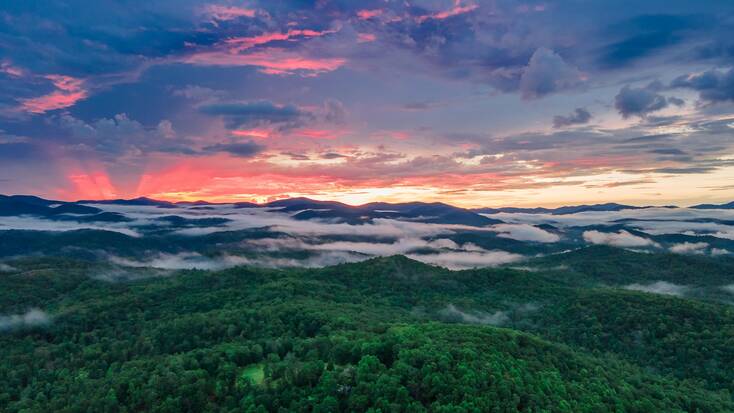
[1,61,24,77]
[185,48,346,75]
[183,26,344,75]
[20,75,88,113]
[293,128,340,139]
[357,9,384,20]
[224,28,336,52]
[204,4,256,21]
[231,128,272,139]
[357,33,377,43]
[417,1,478,22]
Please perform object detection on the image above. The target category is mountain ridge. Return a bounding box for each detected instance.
[3,194,734,217]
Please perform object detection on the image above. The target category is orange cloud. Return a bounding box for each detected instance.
[20,75,88,113]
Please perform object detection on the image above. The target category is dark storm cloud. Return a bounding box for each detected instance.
[553,108,592,128]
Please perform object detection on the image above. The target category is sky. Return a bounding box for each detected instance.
[1,0,733,207]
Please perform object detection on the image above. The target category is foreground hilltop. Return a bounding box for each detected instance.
[1,248,734,411]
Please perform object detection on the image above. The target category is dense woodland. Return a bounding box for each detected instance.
[1,246,734,412]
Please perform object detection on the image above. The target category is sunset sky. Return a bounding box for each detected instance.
[1,0,733,207]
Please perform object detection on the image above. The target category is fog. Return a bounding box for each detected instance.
[583,230,659,248]
[624,281,689,297]
[0,309,51,332]
[440,304,509,326]
[1,202,733,271]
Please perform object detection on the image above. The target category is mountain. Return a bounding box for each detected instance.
[0,195,102,217]
[2,252,734,411]
[269,198,502,226]
[475,202,673,215]
[76,196,176,208]
[691,201,734,209]
[0,194,60,207]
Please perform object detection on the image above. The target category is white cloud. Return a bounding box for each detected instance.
[109,252,246,270]
[0,309,51,331]
[407,250,523,270]
[0,263,17,272]
[583,230,658,248]
[0,215,140,237]
[711,248,731,256]
[624,281,688,297]
[439,304,509,326]
[491,223,560,243]
[109,251,367,270]
[669,242,708,254]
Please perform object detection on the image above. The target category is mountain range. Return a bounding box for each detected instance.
[2,194,733,226]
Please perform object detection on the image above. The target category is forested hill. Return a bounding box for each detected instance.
[1,248,734,412]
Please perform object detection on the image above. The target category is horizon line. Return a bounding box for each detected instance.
[2,193,729,210]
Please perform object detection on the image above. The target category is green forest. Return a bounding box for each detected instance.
[2,246,734,412]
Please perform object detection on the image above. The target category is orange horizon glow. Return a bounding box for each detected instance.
[36,160,734,209]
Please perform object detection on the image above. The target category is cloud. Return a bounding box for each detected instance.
[597,14,706,68]
[519,48,585,99]
[671,67,734,103]
[19,75,88,113]
[669,242,708,254]
[439,304,509,326]
[203,141,265,157]
[614,83,671,118]
[109,252,250,270]
[245,235,520,270]
[491,223,560,243]
[184,48,346,75]
[203,5,256,22]
[407,250,523,270]
[0,215,141,237]
[56,113,185,159]
[711,248,731,256]
[417,1,479,22]
[583,230,658,248]
[356,9,383,20]
[0,309,51,332]
[0,263,17,272]
[109,251,365,270]
[322,99,347,124]
[198,101,306,129]
[553,108,592,128]
[624,281,688,297]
